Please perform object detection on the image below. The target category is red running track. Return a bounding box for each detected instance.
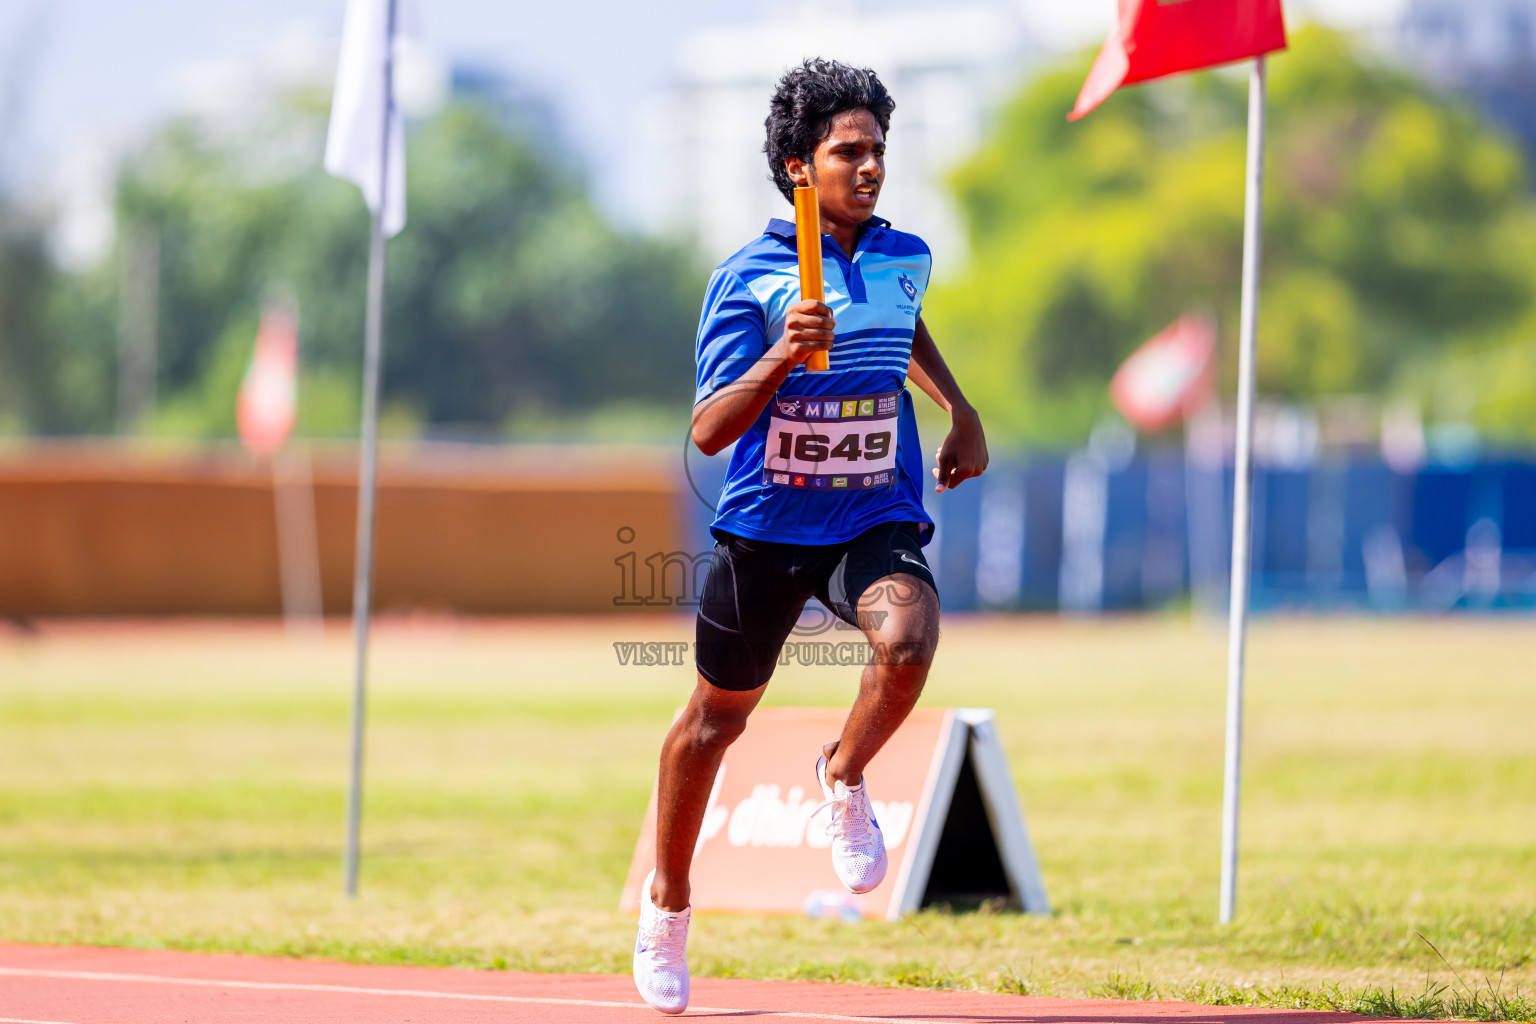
[0,943,1392,1024]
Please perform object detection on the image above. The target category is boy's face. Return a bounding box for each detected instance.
[785,108,886,227]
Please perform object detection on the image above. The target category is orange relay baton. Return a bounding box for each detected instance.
[793,185,829,372]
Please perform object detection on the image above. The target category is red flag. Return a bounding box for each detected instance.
[1070,0,1287,121]
[1110,314,1216,433]
[238,304,299,457]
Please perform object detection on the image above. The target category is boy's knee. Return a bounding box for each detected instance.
[682,702,750,753]
[871,605,939,669]
[873,638,934,669]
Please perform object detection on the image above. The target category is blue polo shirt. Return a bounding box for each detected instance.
[695,216,934,547]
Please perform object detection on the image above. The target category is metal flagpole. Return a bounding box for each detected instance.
[344,0,397,900]
[1219,56,1267,925]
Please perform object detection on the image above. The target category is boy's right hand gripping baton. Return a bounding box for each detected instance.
[793,186,829,372]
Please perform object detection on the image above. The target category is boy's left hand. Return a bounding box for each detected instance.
[933,405,988,492]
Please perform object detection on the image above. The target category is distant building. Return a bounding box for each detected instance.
[640,3,1038,274]
[447,61,565,158]
[1398,0,1536,164]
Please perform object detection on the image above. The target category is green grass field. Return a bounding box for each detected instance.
[1,616,1532,1019]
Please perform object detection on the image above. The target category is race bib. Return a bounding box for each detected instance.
[763,391,900,491]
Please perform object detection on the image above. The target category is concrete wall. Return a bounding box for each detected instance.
[0,444,683,616]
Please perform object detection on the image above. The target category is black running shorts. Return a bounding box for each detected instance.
[695,521,938,691]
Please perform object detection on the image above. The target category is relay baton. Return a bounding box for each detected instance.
[793,185,829,372]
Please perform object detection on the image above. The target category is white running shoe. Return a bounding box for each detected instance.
[815,754,888,894]
[633,869,690,1015]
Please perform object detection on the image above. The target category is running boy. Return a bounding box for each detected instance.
[633,59,989,1015]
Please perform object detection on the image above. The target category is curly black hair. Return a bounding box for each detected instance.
[764,58,895,203]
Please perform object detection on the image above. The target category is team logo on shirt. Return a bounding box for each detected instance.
[898,273,918,302]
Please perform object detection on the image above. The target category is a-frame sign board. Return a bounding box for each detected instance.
[620,707,1049,921]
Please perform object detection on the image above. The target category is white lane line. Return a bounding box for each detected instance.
[1,1017,82,1024]
[0,967,947,1023]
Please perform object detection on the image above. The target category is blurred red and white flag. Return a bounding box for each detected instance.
[1070,0,1287,121]
[324,0,412,236]
[238,305,299,457]
[1110,314,1216,433]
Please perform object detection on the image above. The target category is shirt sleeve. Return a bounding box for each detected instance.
[695,268,768,404]
[916,246,934,318]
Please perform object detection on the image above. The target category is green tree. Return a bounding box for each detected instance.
[928,28,1536,446]
[5,91,704,439]
[0,207,117,435]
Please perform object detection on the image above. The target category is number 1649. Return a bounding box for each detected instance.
[777,430,891,463]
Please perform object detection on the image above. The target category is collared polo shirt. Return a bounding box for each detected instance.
[694,216,934,546]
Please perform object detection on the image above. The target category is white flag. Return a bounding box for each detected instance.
[325,0,410,237]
